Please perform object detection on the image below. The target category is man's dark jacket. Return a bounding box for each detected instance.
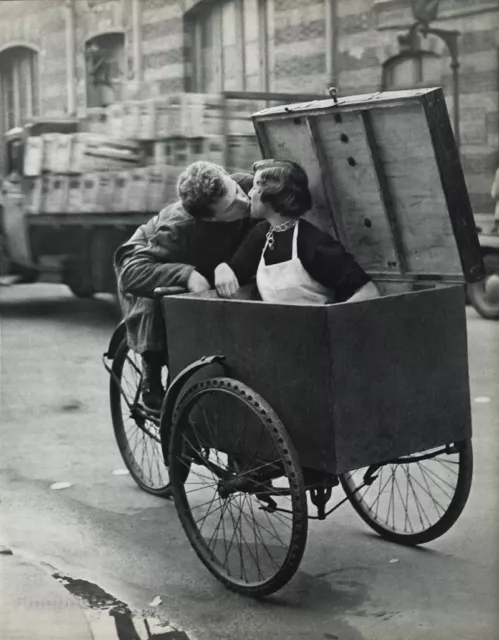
[114,174,254,353]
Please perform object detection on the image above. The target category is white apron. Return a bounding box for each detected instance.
[256,222,333,305]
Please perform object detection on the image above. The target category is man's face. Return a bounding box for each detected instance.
[210,176,250,222]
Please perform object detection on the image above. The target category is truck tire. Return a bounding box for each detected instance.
[63,257,95,299]
[68,284,95,298]
[467,252,499,320]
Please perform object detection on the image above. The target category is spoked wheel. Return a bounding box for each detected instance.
[109,339,172,497]
[467,252,499,320]
[169,377,308,597]
[340,439,473,545]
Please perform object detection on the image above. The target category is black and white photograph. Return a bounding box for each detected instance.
[0,1,498,638]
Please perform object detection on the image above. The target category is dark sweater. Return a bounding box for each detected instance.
[115,201,255,298]
[230,219,370,303]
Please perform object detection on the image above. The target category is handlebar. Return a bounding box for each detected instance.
[153,286,186,298]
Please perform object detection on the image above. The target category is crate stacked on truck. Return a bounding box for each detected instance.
[21,92,265,218]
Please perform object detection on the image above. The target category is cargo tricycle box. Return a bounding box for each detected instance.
[163,87,483,475]
[164,285,470,475]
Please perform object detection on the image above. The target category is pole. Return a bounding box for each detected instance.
[65,0,77,115]
[132,0,142,82]
[324,0,337,86]
[451,56,460,152]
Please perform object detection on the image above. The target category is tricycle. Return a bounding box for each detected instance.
[104,87,482,597]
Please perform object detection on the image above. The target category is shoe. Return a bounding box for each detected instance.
[141,351,165,413]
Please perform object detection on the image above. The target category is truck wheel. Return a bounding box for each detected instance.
[467,252,499,320]
[67,284,95,298]
[63,257,94,299]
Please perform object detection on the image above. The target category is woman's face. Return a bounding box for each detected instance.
[249,171,271,219]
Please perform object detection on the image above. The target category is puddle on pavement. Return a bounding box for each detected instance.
[53,573,190,639]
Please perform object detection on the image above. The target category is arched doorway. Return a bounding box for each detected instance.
[85,32,125,108]
[0,45,39,132]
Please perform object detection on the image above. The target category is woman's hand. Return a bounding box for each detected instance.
[346,281,381,303]
[215,263,240,298]
[187,270,211,293]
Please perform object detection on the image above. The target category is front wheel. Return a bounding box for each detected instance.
[340,439,473,546]
[169,377,308,597]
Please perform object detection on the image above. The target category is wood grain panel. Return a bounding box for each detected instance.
[368,104,463,276]
[261,118,336,235]
[326,285,471,473]
[313,111,400,273]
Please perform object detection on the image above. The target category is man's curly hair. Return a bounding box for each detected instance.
[252,159,312,219]
[177,161,229,219]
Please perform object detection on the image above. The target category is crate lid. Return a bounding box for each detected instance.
[252,88,483,284]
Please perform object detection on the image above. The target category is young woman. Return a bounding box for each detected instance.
[214,159,380,305]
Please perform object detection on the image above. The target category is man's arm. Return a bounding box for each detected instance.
[116,222,196,298]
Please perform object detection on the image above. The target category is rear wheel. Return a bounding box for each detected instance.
[467,252,499,320]
[110,339,172,497]
[169,377,308,597]
[340,439,473,546]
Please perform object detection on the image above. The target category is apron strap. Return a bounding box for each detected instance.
[291,221,299,260]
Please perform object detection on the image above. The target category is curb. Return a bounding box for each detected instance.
[0,547,94,640]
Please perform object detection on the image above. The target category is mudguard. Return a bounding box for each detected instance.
[105,320,127,359]
[160,355,226,463]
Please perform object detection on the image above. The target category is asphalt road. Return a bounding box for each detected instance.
[1,283,498,640]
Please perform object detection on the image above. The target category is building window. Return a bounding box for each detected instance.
[0,46,39,132]
[382,50,442,90]
[187,0,270,93]
[85,32,125,108]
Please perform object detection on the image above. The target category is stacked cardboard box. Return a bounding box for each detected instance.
[83,107,107,135]
[24,177,44,214]
[151,136,225,168]
[44,175,69,214]
[23,90,264,215]
[67,176,84,213]
[105,93,260,141]
[80,174,100,213]
[24,137,44,177]
[23,132,145,214]
[77,135,142,173]
[146,165,183,212]
[226,135,262,173]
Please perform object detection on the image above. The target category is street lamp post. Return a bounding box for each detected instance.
[65,0,77,116]
[400,23,461,151]
[381,1,462,152]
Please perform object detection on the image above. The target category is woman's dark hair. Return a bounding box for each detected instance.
[252,159,312,218]
[230,172,254,195]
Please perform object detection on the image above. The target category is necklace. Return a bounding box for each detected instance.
[265,219,297,250]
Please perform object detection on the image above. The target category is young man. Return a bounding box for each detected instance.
[115,161,254,412]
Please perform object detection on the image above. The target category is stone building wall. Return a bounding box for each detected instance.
[0,0,67,116]
[269,0,328,93]
[336,0,499,214]
[0,0,497,213]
